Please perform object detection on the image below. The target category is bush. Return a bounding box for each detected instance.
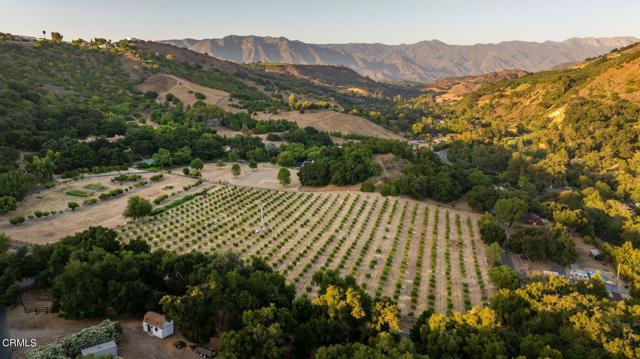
[379,183,398,197]
[0,196,17,214]
[83,183,107,191]
[194,92,206,100]
[360,182,375,192]
[66,190,91,197]
[83,198,98,206]
[68,202,79,211]
[150,174,164,182]
[9,215,25,225]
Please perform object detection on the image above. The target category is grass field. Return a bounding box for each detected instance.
[119,185,494,316]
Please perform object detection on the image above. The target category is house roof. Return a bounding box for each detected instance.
[144,311,168,328]
[81,340,117,355]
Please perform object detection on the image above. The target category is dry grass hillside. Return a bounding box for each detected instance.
[254,110,404,140]
[426,69,529,102]
[457,43,640,122]
[137,73,242,112]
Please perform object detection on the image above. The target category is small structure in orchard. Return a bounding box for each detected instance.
[81,340,118,358]
[142,311,175,339]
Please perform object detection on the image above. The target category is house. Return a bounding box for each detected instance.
[588,249,602,258]
[143,311,175,339]
[81,340,117,358]
[106,134,124,143]
[568,265,590,281]
[522,213,545,226]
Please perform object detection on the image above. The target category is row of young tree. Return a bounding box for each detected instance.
[1,226,637,358]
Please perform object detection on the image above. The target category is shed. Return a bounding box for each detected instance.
[81,340,117,358]
[143,311,174,339]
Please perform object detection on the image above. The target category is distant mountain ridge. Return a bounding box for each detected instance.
[162,36,638,82]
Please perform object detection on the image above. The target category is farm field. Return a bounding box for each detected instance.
[119,185,494,317]
[0,171,199,245]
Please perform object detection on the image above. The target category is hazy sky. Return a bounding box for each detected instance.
[2,0,639,44]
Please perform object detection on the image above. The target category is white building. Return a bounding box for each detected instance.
[81,340,117,358]
[568,265,590,281]
[143,311,175,339]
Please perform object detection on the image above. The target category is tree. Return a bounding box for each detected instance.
[220,304,291,359]
[231,163,241,176]
[489,265,521,290]
[277,168,291,185]
[174,146,192,165]
[51,32,63,42]
[0,170,34,200]
[276,151,295,167]
[478,213,507,244]
[124,196,152,220]
[190,158,204,170]
[217,159,225,167]
[67,202,79,211]
[152,148,172,167]
[29,151,57,181]
[0,232,9,253]
[249,159,257,170]
[493,197,527,227]
[0,196,17,214]
[370,298,401,333]
[486,242,505,266]
[466,185,498,211]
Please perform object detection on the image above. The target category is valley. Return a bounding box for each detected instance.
[1,19,639,359]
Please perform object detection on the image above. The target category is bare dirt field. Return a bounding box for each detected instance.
[200,163,301,190]
[0,172,197,245]
[120,186,495,319]
[137,73,242,112]
[7,307,196,359]
[254,110,404,140]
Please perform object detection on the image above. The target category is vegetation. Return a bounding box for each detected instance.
[0,226,636,358]
[123,195,153,220]
[277,167,291,185]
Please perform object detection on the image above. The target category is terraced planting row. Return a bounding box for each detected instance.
[119,185,494,316]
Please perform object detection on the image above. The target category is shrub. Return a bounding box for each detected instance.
[83,183,107,191]
[194,92,206,100]
[360,182,375,192]
[66,190,91,197]
[150,174,164,182]
[9,215,25,225]
[0,196,17,214]
[378,183,398,196]
[68,202,79,211]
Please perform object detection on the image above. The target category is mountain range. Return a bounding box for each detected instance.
[162,36,638,82]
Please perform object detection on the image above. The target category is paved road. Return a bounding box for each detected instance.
[0,306,10,359]
[435,148,454,166]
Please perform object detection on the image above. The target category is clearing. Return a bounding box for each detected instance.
[137,73,242,112]
[254,110,404,140]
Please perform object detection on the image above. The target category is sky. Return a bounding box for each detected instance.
[1,0,639,45]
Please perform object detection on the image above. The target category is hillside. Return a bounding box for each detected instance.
[163,35,638,81]
[425,69,529,102]
[249,63,409,97]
